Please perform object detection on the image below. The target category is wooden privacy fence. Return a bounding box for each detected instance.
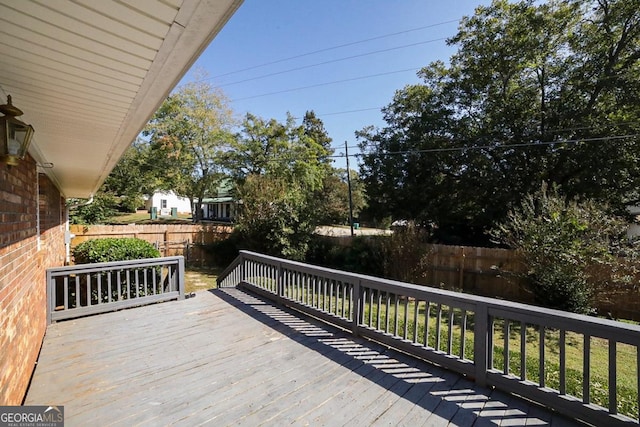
[70,224,232,265]
[326,236,640,321]
[218,251,640,427]
[414,244,528,301]
[417,244,640,321]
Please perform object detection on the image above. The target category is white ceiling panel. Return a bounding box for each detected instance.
[0,0,243,198]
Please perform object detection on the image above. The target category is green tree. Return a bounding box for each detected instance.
[228,111,333,259]
[491,184,639,313]
[143,80,236,220]
[69,193,118,224]
[316,168,367,225]
[359,0,640,244]
[102,139,155,212]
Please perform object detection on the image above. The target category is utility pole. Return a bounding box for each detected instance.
[345,141,355,237]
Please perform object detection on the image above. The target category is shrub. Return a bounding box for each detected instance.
[203,233,241,267]
[73,238,160,264]
[491,184,638,314]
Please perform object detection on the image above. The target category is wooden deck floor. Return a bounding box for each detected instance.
[26,288,585,426]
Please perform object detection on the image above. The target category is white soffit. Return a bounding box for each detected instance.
[0,0,243,198]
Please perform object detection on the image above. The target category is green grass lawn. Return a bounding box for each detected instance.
[185,266,221,293]
[108,211,192,224]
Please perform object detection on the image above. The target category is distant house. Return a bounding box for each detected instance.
[144,191,192,216]
[200,180,236,222]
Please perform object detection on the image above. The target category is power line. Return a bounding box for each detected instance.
[219,37,447,88]
[232,67,422,102]
[198,19,460,83]
[329,134,640,158]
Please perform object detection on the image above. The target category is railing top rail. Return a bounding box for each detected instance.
[238,250,640,340]
[47,256,184,275]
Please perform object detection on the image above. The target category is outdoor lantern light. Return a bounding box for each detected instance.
[0,95,35,166]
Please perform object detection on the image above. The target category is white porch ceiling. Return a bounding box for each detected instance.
[0,0,243,198]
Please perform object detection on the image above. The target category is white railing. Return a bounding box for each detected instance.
[218,250,640,427]
[47,256,185,323]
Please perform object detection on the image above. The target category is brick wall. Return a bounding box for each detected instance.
[0,159,65,405]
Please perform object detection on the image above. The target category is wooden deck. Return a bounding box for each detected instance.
[26,288,585,426]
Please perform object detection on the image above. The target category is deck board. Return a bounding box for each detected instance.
[26,288,584,426]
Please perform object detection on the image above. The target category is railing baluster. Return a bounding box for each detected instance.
[609,340,617,415]
[447,307,454,355]
[394,297,399,337]
[385,293,390,334]
[117,270,121,301]
[347,282,352,321]
[539,326,545,387]
[107,273,112,303]
[521,322,526,381]
[504,319,510,374]
[126,270,131,300]
[135,269,140,298]
[63,276,69,310]
[560,330,566,394]
[368,288,374,327]
[583,334,590,404]
[403,298,409,340]
[460,310,467,359]
[413,300,419,343]
[86,273,91,306]
[97,274,102,304]
[341,282,346,318]
[435,303,442,351]
[425,301,430,348]
[488,315,494,369]
[376,290,382,331]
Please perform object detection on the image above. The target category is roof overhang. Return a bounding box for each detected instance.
[0,0,243,198]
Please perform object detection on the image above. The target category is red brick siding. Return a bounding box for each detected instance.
[0,160,65,405]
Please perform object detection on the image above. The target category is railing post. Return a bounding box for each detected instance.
[473,303,489,387]
[176,256,185,299]
[352,279,362,337]
[277,262,284,297]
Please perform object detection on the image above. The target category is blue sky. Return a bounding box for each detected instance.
[179,1,490,168]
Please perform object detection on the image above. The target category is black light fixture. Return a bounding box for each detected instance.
[0,95,35,166]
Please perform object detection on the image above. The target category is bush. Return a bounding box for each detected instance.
[204,234,241,267]
[306,235,385,276]
[73,238,160,264]
[491,184,638,314]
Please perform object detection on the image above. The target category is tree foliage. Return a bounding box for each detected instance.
[228,111,334,259]
[358,0,640,244]
[69,193,118,224]
[143,80,236,220]
[102,139,156,212]
[315,168,367,225]
[492,184,639,313]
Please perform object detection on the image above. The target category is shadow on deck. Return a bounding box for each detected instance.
[26,288,583,426]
